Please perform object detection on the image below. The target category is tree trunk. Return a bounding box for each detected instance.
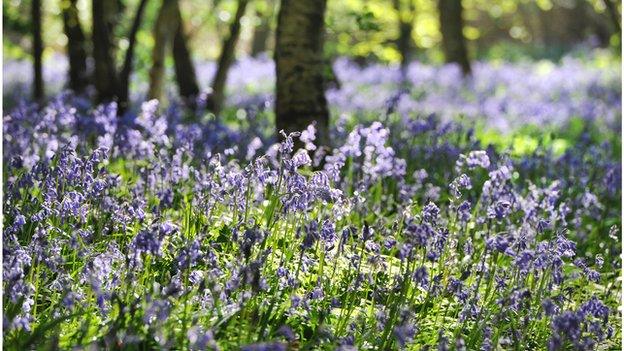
[32,0,44,102]
[118,0,150,112]
[172,3,200,106]
[275,0,329,146]
[251,1,273,57]
[148,0,180,101]
[208,0,250,115]
[397,21,412,69]
[92,0,120,102]
[62,0,88,92]
[537,7,555,45]
[438,0,471,75]
[586,2,612,46]
[394,0,415,75]
[602,0,621,36]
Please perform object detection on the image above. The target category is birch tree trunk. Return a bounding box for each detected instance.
[148,0,180,101]
[275,0,329,147]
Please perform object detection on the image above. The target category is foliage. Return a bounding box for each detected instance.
[4,0,621,64]
[2,54,621,349]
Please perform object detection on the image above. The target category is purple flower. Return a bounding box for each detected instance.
[394,324,416,347]
[486,235,511,254]
[579,296,609,322]
[187,327,217,350]
[413,266,429,288]
[449,174,472,198]
[481,327,493,351]
[487,200,512,220]
[457,201,472,222]
[241,343,287,351]
[551,311,583,342]
[422,202,440,223]
[277,325,296,341]
[458,150,490,170]
[514,250,534,273]
[542,299,558,317]
[320,219,336,248]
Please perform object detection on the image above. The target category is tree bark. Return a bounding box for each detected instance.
[394,0,416,75]
[275,0,329,147]
[118,0,150,112]
[251,0,273,57]
[208,0,250,115]
[32,0,44,101]
[92,0,120,102]
[602,0,621,36]
[148,0,180,101]
[586,1,611,46]
[438,0,471,75]
[172,3,200,106]
[62,0,88,92]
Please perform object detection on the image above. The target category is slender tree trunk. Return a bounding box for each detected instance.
[62,0,88,92]
[524,1,545,46]
[92,0,119,102]
[118,0,150,112]
[537,7,554,45]
[602,0,621,36]
[397,21,413,69]
[438,0,471,75]
[586,2,612,46]
[251,1,273,57]
[32,0,44,101]
[394,0,415,75]
[172,3,200,106]
[148,0,180,101]
[208,0,250,115]
[275,0,329,146]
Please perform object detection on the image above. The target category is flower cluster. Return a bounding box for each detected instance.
[2,57,621,350]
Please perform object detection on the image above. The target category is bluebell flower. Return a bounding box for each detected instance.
[422,202,440,223]
[394,323,416,347]
[514,250,534,274]
[579,296,609,322]
[542,299,558,317]
[320,219,336,248]
[413,266,429,288]
[457,201,472,223]
[449,174,472,198]
[277,325,296,341]
[487,200,512,220]
[457,150,490,170]
[187,327,218,350]
[437,330,450,351]
[481,327,493,351]
[241,342,287,351]
[551,311,583,344]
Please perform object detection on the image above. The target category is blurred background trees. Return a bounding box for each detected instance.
[2,0,621,139]
[5,0,619,70]
[207,0,250,115]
